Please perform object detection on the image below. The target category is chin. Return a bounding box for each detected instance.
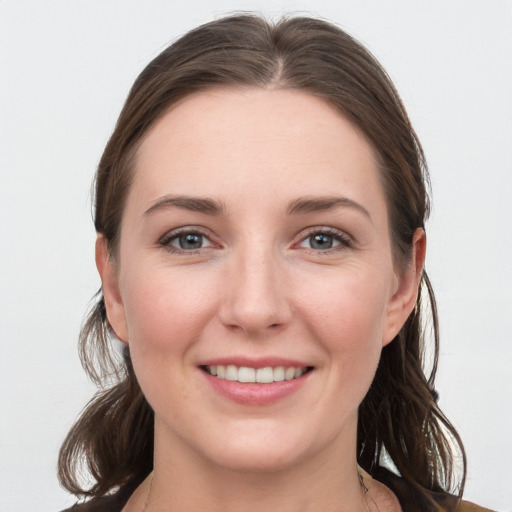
[207,442,307,474]
[195,419,338,475]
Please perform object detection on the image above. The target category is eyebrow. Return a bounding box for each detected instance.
[144,195,225,216]
[143,194,371,220]
[287,196,371,220]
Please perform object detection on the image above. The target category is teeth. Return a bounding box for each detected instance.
[238,366,256,383]
[205,365,308,383]
[256,367,273,383]
[285,367,296,380]
[225,365,238,381]
[273,366,285,382]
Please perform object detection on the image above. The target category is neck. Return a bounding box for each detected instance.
[140,419,370,512]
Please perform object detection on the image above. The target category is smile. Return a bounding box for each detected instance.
[203,365,311,383]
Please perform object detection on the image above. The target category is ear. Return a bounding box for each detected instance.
[95,235,129,343]
[382,228,426,346]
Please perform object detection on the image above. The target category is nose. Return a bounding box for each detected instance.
[218,247,292,337]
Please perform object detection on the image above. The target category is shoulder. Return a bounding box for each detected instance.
[60,494,122,512]
[59,477,141,512]
[372,466,495,512]
[59,475,149,512]
[59,484,133,512]
[454,501,496,512]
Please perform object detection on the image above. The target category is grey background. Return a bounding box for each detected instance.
[1,1,511,511]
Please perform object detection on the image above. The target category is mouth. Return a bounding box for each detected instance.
[201,364,313,384]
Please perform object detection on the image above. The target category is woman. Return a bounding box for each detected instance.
[58,14,492,512]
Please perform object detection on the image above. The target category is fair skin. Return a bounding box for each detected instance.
[97,88,425,512]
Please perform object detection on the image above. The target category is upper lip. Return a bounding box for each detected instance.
[198,356,312,369]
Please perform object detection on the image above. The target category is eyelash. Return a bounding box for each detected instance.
[158,226,354,254]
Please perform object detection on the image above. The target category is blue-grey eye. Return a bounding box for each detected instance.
[308,233,335,250]
[174,233,205,250]
[298,231,348,251]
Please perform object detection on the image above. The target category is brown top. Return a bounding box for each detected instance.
[374,467,495,512]
[61,468,495,512]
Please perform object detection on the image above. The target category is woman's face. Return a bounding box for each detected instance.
[99,88,422,473]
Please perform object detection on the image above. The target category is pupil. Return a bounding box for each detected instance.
[179,234,202,249]
[310,234,333,249]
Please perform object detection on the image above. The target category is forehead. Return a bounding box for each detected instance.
[130,88,385,216]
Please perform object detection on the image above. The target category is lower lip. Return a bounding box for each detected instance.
[201,370,311,405]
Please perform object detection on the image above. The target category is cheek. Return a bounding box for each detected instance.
[122,264,216,346]
[118,264,219,398]
[297,267,390,379]
[302,268,389,342]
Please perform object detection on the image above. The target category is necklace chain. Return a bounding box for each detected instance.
[142,473,153,512]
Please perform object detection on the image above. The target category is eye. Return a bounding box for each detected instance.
[303,233,337,250]
[297,229,352,252]
[160,230,214,252]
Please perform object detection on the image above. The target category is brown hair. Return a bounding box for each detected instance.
[58,14,466,508]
